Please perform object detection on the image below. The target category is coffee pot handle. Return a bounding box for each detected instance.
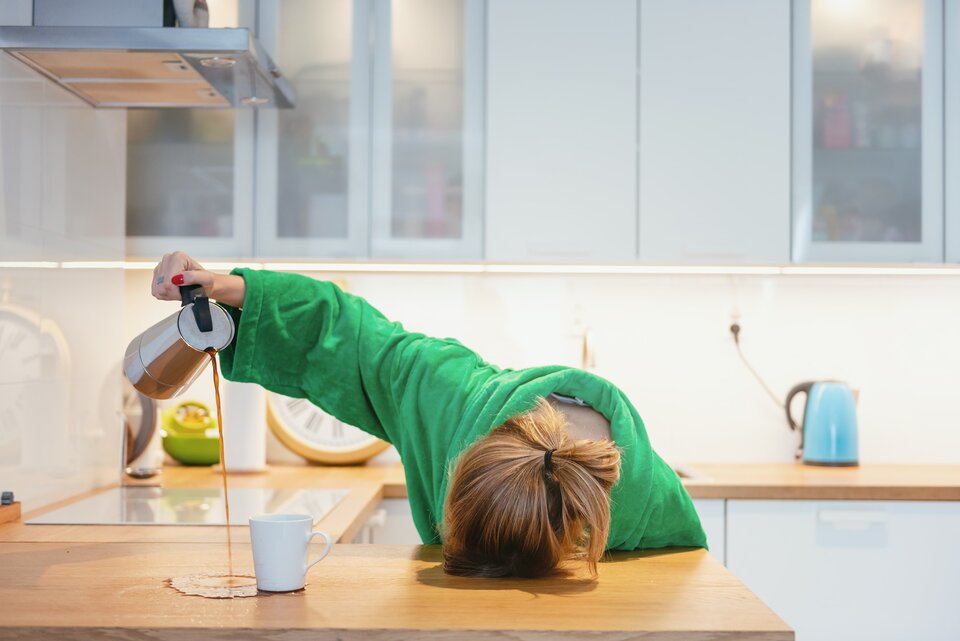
[179,285,213,333]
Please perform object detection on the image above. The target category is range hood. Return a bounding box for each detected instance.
[0,21,295,109]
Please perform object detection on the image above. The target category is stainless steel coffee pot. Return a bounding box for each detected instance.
[124,285,235,400]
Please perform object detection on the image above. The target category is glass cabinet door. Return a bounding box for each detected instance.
[792,0,943,262]
[369,0,485,259]
[255,0,368,258]
[125,0,255,259]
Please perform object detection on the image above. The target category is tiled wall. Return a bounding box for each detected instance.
[125,268,960,466]
[0,53,127,509]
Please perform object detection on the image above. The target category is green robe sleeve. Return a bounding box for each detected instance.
[217,268,499,457]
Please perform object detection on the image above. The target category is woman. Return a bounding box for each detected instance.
[152,252,706,578]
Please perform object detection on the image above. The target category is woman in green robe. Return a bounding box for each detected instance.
[152,251,705,578]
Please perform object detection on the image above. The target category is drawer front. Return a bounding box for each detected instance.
[727,500,960,641]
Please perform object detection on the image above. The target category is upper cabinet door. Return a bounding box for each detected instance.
[485,0,637,263]
[638,0,790,264]
[793,0,944,262]
[255,0,369,259]
[125,0,256,259]
[126,108,255,259]
[946,0,960,263]
[368,0,486,259]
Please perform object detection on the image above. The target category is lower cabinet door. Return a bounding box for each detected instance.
[692,499,725,565]
[354,498,422,545]
[726,500,960,641]
[356,498,729,565]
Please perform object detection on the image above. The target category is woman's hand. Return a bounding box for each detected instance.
[151,251,247,307]
[151,251,213,301]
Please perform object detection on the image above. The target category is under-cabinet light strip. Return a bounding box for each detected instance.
[3,261,960,276]
[0,261,59,269]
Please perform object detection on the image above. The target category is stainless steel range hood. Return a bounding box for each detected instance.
[0,25,296,109]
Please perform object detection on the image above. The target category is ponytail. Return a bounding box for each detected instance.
[442,398,621,578]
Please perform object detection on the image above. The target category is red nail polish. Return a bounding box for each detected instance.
[171,274,185,286]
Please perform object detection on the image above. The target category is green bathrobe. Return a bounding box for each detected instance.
[219,268,706,551]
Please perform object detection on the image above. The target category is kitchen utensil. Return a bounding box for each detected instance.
[124,284,234,400]
[786,381,859,466]
[249,513,333,592]
[162,433,221,466]
[163,400,213,435]
[122,376,158,464]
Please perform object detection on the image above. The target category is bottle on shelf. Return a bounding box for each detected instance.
[821,94,852,149]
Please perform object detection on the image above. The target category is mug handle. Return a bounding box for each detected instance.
[305,530,334,573]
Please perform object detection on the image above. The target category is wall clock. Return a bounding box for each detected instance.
[0,302,70,467]
[266,392,389,465]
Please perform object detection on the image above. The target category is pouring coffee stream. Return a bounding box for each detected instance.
[207,347,233,576]
[124,284,238,579]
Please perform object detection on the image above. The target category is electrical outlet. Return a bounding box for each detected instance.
[728,310,742,344]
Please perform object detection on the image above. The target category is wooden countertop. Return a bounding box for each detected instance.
[8,460,948,638]
[681,463,960,501]
[0,463,406,545]
[2,462,955,549]
[0,542,791,640]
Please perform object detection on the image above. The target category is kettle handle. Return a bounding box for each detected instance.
[785,381,815,432]
[179,285,213,333]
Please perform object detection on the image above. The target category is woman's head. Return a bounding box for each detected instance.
[442,398,621,578]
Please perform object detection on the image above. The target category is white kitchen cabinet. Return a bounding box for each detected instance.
[692,499,725,564]
[792,0,944,262]
[726,499,960,641]
[946,0,960,262]
[126,109,255,258]
[637,0,790,263]
[254,0,485,260]
[126,0,482,261]
[254,0,368,258]
[368,0,486,259]
[0,0,32,25]
[125,0,256,259]
[484,0,637,262]
[353,498,422,544]
[354,498,725,564]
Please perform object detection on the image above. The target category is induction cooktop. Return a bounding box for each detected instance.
[27,486,348,526]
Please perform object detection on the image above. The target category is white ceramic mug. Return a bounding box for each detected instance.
[249,514,333,592]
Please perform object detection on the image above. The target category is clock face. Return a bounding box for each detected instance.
[0,312,46,462]
[266,392,389,465]
[0,314,44,384]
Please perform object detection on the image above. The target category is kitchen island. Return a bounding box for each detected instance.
[8,461,953,639]
[0,542,791,640]
[0,464,794,640]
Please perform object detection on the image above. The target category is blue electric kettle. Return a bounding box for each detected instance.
[785,381,859,466]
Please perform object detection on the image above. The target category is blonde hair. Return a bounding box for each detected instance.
[442,398,621,578]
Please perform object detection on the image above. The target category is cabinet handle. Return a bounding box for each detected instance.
[817,509,888,529]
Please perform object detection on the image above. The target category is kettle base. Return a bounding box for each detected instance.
[802,459,859,467]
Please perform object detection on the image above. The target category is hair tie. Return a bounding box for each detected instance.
[544,448,557,472]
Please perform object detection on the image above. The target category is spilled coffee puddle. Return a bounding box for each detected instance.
[167,574,259,599]
[167,574,306,599]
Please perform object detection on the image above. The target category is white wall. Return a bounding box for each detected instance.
[0,53,127,509]
[124,268,960,466]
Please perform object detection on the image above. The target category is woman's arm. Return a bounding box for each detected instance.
[151,253,499,452]
[221,268,500,452]
[151,252,245,307]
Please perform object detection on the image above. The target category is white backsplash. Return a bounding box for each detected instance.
[125,269,960,466]
[0,53,127,510]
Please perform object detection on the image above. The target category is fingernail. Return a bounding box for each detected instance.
[171,274,185,286]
